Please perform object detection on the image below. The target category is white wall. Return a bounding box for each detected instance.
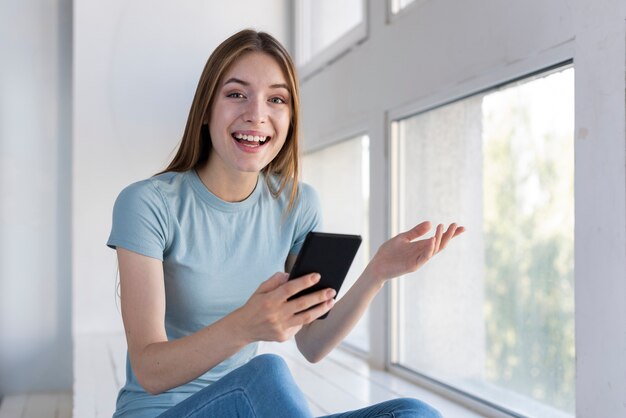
[0,0,73,393]
[299,0,626,416]
[72,0,291,336]
[0,0,290,396]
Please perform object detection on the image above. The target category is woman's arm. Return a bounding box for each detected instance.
[118,248,247,394]
[118,248,335,395]
[294,221,464,363]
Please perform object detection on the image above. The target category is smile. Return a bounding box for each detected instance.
[232,132,271,147]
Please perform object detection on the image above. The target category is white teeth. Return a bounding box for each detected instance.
[233,133,269,144]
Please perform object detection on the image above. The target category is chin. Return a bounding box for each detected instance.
[235,163,269,174]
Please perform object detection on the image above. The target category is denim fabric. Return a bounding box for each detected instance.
[319,398,442,418]
[156,354,442,418]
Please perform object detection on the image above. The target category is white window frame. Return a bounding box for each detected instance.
[294,0,368,81]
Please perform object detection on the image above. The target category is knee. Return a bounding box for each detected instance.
[392,398,442,418]
[239,354,310,415]
[248,353,290,379]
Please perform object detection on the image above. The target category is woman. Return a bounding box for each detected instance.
[108,29,464,418]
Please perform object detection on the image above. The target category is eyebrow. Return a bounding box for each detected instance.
[223,77,290,92]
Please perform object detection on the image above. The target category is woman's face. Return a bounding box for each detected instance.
[207,52,292,177]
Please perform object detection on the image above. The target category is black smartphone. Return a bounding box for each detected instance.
[287,231,362,319]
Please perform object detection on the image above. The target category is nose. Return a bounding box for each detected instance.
[243,96,267,124]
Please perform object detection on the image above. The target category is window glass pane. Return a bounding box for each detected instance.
[298,0,363,66]
[390,0,417,14]
[392,68,574,416]
[302,135,370,352]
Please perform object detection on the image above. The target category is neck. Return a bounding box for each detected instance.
[196,162,260,202]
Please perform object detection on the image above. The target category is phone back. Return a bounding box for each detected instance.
[288,232,362,302]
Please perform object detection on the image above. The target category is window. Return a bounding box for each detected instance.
[390,67,574,416]
[389,0,418,15]
[295,0,366,79]
[302,135,370,352]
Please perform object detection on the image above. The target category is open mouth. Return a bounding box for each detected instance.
[232,132,271,147]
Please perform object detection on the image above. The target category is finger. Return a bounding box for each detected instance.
[433,224,444,252]
[437,223,457,252]
[291,297,336,325]
[256,272,289,294]
[287,287,336,315]
[401,221,432,242]
[454,226,466,236]
[280,273,321,299]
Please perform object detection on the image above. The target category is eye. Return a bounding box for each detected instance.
[227,92,245,99]
[269,97,287,104]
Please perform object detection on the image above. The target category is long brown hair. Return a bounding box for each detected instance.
[159,29,301,210]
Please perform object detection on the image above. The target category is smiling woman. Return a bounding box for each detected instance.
[106,28,461,418]
[157,30,302,211]
[204,52,292,195]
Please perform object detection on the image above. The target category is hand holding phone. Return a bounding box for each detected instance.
[288,232,362,319]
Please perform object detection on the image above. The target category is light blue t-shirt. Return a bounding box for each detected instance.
[107,169,321,417]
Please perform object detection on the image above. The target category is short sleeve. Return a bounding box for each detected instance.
[289,182,323,255]
[107,180,169,261]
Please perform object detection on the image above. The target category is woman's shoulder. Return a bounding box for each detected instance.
[294,181,320,214]
[296,180,318,199]
[264,174,319,206]
[114,171,187,209]
[118,172,168,195]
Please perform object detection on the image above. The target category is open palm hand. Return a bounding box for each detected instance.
[369,221,465,282]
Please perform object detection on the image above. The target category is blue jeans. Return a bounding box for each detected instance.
[157,354,442,418]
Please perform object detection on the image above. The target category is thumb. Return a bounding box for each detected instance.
[401,221,432,242]
[256,272,289,294]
